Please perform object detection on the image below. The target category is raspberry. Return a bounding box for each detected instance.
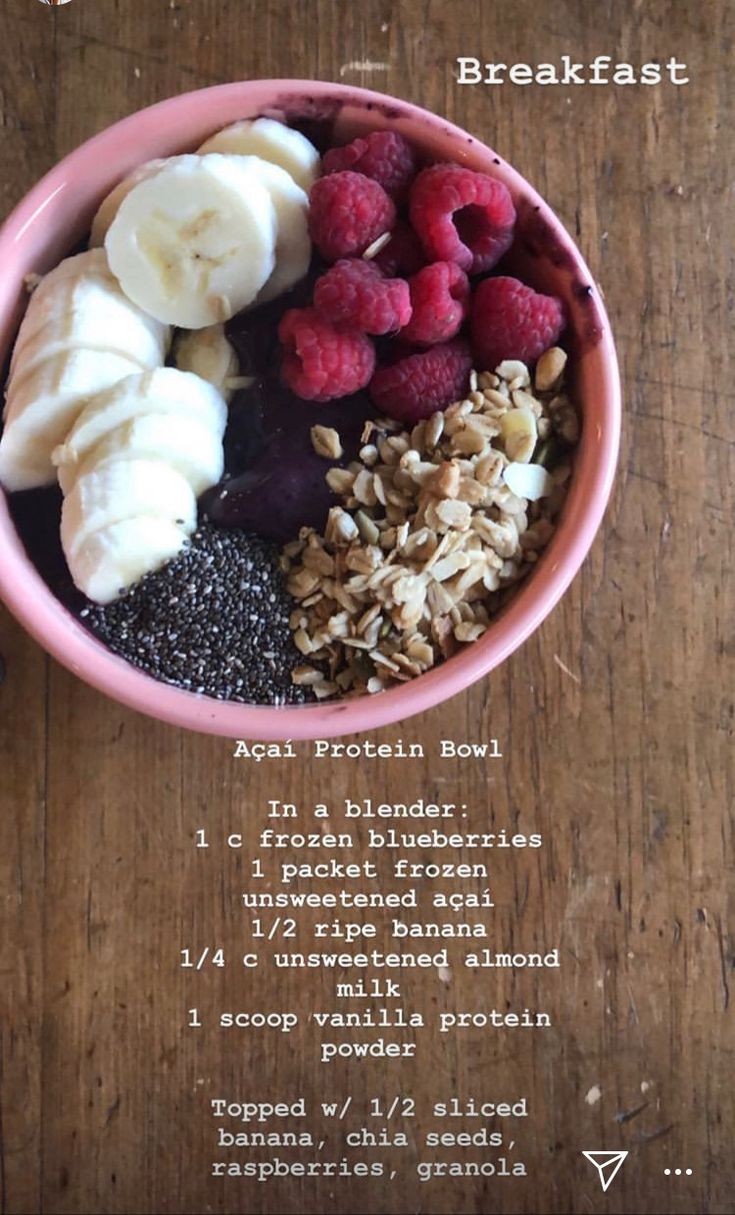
[409,164,516,274]
[470,276,565,370]
[369,339,472,423]
[400,261,470,346]
[313,259,411,335]
[322,131,417,202]
[279,307,375,402]
[308,171,396,262]
[373,221,426,277]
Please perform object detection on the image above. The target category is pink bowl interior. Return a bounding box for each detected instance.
[0,80,620,739]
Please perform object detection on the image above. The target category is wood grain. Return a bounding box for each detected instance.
[0,1,733,1212]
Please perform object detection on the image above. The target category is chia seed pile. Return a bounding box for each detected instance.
[80,524,312,705]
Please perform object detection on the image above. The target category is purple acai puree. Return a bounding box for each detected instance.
[202,271,373,544]
[203,380,372,544]
[8,486,86,614]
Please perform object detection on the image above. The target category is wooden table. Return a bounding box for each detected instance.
[1,2,732,1212]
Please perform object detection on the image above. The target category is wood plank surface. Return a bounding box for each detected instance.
[0,1,732,1213]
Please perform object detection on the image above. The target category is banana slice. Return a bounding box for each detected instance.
[58,414,225,498]
[9,253,170,387]
[172,324,239,398]
[0,350,143,491]
[69,516,190,605]
[198,117,320,191]
[89,159,168,247]
[237,158,310,303]
[104,154,277,328]
[54,368,227,477]
[61,459,196,560]
[24,247,109,290]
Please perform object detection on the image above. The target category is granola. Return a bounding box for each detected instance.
[282,348,576,698]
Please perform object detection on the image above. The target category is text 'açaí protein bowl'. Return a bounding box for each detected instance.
[0,81,620,739]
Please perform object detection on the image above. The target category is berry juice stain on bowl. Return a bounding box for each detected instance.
[0,82,620,739]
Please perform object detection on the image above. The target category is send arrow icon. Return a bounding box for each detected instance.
[582,1150,629,1192]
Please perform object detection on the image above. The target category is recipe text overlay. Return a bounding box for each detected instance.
[182,735,554,1184]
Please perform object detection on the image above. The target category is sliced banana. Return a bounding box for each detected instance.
[0,350,143,492]
[89,159,168,247]
[236,157,310,303]
[172,324,239,398]
[58,414,225,498]
[69,517,191,605]
[54,367,227,477]
[24,247,109,290]
[9,256,170,388]
[104,154,277,328]
[198,117,320,192]
[61,459,196,560]
[55,368,227,603]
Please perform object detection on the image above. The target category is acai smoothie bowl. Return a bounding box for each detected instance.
[0,80,620,740]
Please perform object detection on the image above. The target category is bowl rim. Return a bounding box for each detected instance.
[0,78,621,740]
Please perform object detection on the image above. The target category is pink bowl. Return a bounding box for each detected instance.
[0,80,620,739]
